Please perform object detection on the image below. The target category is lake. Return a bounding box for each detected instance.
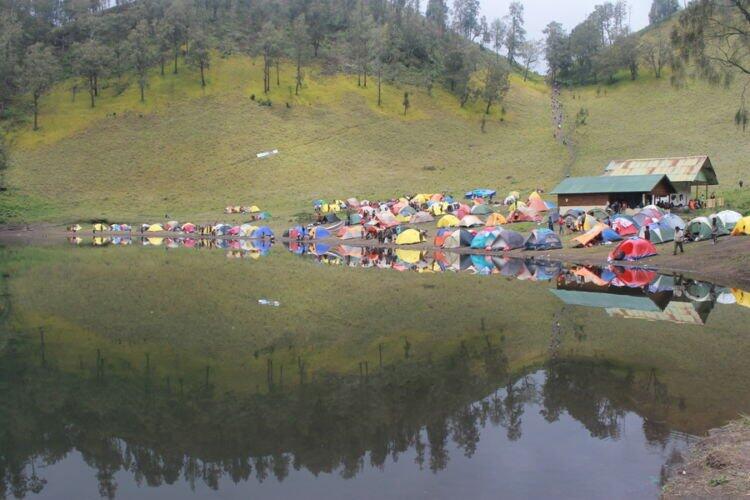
[1,237,750,499]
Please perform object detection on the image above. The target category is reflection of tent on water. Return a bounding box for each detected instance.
[309,226,330,239]
[470,254,495,274]
[610,266,657,288]
[492,257,532,279]
[526,261,562,281]
[395,248,423,264]
[308,242,331,256]
[443,252,474,271]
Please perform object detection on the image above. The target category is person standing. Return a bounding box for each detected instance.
[547,215,554,232]
[674,227,685,255]
[711,218,719,245]
[643,225,651,242]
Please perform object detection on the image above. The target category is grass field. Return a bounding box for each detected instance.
[2,46,749,225]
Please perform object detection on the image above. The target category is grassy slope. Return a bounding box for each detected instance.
[4,54,565,223]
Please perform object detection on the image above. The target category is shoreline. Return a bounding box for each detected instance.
[2,224,749,289]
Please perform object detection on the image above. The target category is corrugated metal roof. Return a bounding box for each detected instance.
[550,174,671,195]
[603,156,718,185]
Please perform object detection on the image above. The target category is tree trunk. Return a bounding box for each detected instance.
[523,64,529,81]
[357,72,361,87]
[276,60,279,86]
[160,56,165,75]
[313,41,319,57]
[485,97,492,115]
[174,48,179,74]
[33,93,39,131]
[377,67,382,107]
[93,74,98,96]
[200,61,206,87]
[140,82,145,101]
[296,52,301,95]
[89,76,96,108]
[363,66,367,88]
[460,92,469,108]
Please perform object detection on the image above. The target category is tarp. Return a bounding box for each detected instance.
[410,211,434,224]
[465,189,496,199]
[571,224,605,247]
[524,229,562,250]
[437,214,460,228]
[490,229,525,250]
[459,215,483,227]
[395,229,424,245]
[608,238,658,262]
[486,213,507,226]
[731,216,750,236]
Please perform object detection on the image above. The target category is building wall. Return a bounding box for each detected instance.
[557,193,610,208]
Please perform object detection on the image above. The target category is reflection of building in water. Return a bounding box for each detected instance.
[552,271,715,325]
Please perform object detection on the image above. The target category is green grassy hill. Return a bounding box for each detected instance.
[3,49,749,224]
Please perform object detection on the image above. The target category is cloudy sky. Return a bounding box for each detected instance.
[478,0,653,43]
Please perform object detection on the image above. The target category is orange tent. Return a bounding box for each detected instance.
[526,196,548,213]
[486,213,507,226]
[571,224,605,247]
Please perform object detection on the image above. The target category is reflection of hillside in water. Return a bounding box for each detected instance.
[0,331,690,499]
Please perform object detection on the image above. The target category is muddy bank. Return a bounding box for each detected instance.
[2,224,750,289]
[662,416,750,498]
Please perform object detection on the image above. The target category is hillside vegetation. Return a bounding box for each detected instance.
[4,53,750,224]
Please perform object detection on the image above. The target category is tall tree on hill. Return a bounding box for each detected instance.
[0,135,7,190]
[72,39,114,108]
[187,27,210,87]
[671,0,750,130]
[425,0,448,35]
[518,39,541,81]
[21,43,61,130]
[649,0,679,25]
[640,36,670,78]
[479,60,510,115]
[348,9,376,87]
[256,22,284,93]
[372,24,389,106]
[452,0,480,40]
[617,33,640,81]
[504,1,526,66]
[488,19,507,62]
[307,0,328,57]
[164,0,190,74]
[543,21,571,81]
[126,20,157,101]
[155,18,174,75]
[0,16,23,117]
[291,15,310,95]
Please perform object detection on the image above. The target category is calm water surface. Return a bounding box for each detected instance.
[1,238,749,499]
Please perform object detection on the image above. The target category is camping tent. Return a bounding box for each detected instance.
[508,208,540,223]
[524,229,562,250]
[571,224,605,247]
[660,213,686,231]
[410,211,434,224]
[712,210,743,230]
[471,204,494,215]
[338,225,364,240]
[470,228,502,249]
[459,215,483,227]
[526,196,548,213]
[433,228,452,247]
[687,216,728,241]
[486,213,507,226]
[147,223,164,232]
[639,222,674,244]
[376,212,399,228]
[396,229,424,245]
[611,217,638,236]
[601,227,622,243]
[731,216,750,236]
[490,230,525,250]
[309,226,330,239]
[253,226,274,239]
[437,214,460,228]
[442,229,474,248]
[608,238,658,262]
[181,223,196,234]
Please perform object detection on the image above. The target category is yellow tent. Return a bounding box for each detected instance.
[429,202,448,216]
[395,214,411,223]
[437,214,460,228]
[733,289,750,308]
[413,194,430,204]
[528,191,542,201]
[486,213,507,226]
[147,223,164,232]
[395,229,424,245]
[93,223,110,232]
[731,216,750,236]
[248,205,261,213]
[396,248,422,264]
[583,214,598,231]
[572,224,604,247]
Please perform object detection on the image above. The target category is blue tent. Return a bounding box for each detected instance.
[309,242,330,255]
[601,228,623,243]
[471,255,495,274]
[253,226,274,239]
[470,229,501,249]
[312,227,330,239]
[254,238,273,255]
[464,189,496,200]
[523,229,563,250]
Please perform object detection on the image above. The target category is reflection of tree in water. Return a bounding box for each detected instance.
[0,336,680,498]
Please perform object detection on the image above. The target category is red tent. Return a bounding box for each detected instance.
[607,238,658,262]
[611,267,657,288]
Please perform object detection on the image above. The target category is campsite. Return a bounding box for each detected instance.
[2,0,750,497]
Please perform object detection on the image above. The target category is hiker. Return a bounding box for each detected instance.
[558,216,565,235]
[674,227,685,255]
[711,218,719,245]
[547,215,554,232]
[643,225,651,242]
